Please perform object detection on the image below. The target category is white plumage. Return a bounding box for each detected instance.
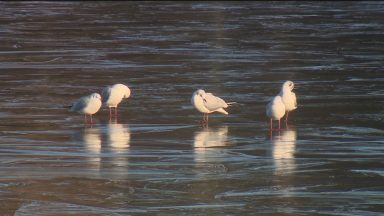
[191,89,231,124]
[70,93,102,124]
[102,83,131,118]
[266,95,286,130]
[279,80,297,122]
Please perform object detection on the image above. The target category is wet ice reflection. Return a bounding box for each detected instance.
[106,122,131,152]
[271,128,297,176]
[80,123,131,178]
[83,127,102,154]
[82,127,102,172]
[193,126,229,166]
[193,126,229,149]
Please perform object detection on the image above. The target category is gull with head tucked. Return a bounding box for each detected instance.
[191,89,234,125]
[102,83,131,119]
[70,93,102,124]
[279,80,297,123]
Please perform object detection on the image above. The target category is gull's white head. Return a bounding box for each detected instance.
[91,93,102,100]
[192,89,210,113]
[122,85,131,99]
[113,83,131,99]
[282,80,295,92]
[124,88,131,98]
[193,89,206,98]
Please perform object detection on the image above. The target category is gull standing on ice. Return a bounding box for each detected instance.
[266,95,286,131]
[279,81,297,124]
[70,93,102,124]
[102,83,131,119]
[191,89,234,125]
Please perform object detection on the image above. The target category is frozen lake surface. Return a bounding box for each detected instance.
[0,1,383,215]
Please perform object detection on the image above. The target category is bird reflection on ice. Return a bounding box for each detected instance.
[83,127,102,154]
[106,122,131,152]
[193,126,229,164]
[194,126,229,148]
[82,127,102,171]
[81,123,131,177]
[271,129,297,176]
[105,122,130,177]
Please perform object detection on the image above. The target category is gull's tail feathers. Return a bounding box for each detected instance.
[217,108,229,115]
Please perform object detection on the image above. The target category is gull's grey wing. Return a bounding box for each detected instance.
[101,86,112,104]
[70,95,90,112]
[266,97,273,117]
[203,93,228,111]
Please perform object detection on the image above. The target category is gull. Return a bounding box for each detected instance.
[70,93,102,124]
[191,89,234,125]
[266,95,286,131]
[279,81,297,123]
[102,83,131,119]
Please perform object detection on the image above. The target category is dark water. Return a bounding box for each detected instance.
[0,1,383,215]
